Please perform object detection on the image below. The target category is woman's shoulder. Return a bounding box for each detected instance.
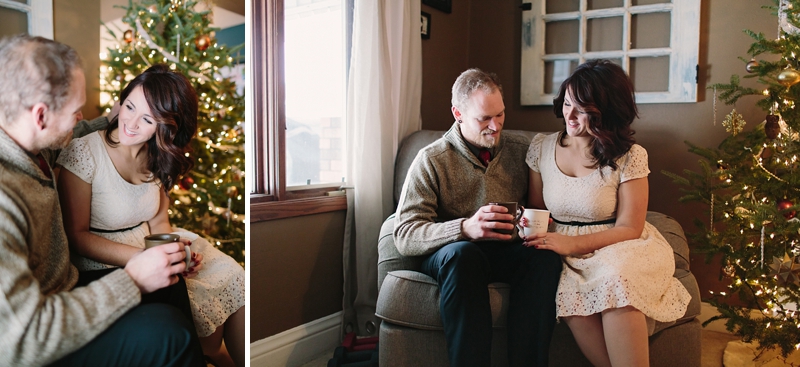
[627,144,648,159]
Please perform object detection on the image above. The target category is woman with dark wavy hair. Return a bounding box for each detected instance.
[519,60,690,366]
[56,64,245,367]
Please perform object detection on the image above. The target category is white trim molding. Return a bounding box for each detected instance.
[250,312,342,367]
[0,0,52,39]
[520,0,699,105]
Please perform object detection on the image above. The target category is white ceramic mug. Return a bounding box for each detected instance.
[518,208,550,236]
[144,233,193,267]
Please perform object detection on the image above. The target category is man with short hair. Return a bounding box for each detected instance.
[0,34,204,367]
[393,68,562,366]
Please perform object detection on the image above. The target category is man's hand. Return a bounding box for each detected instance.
[124,242,187,294]
[461,204,517,241]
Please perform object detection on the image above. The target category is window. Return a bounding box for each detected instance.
[520,0,700,105]
[0,0,53,39]
[249,0,351,221]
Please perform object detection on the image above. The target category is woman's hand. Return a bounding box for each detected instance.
[523,232,584,256]
[183,252,204,279]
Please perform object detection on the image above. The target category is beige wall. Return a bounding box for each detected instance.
[250,211,345,342]
[54,0,102,120]
[421,0,775,296]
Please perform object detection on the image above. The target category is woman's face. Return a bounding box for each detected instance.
[118,86,158,146]
[561,87,592,138]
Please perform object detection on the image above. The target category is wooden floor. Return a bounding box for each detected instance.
[299,329,740,367]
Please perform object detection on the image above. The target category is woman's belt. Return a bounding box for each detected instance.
[90,222,145,233]
[551,217,616,226]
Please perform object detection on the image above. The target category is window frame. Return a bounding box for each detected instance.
[520,0,700,105]
[0,0,53,38]
[249,0,347,222]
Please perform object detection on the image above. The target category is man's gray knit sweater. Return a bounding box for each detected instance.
[0,118,140,367]
[393,122,530,256]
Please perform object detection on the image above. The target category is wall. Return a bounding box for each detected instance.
[250,211,346,341]
[54,0,102,120]
[421,0,776,296]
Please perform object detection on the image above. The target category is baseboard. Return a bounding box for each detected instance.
[250,312,342,367]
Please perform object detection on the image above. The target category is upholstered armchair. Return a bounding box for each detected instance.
[375,130,702,366]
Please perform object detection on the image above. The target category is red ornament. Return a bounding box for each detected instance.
[123,30,134,44]
[765,114,780,140]
[194,34,211,51]
[180,176,194,190]
[778,199,796,220]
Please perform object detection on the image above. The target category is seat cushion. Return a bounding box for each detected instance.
[376,270,510,330]
[376,268,701,336]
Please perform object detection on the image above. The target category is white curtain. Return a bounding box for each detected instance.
[342,0,422,336]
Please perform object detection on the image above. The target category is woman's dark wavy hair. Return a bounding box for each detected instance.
[105,64,197,191]
[552,59,638,171]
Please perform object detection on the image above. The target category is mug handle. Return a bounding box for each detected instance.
[515,205,525,234]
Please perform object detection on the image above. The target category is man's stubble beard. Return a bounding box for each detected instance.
[47,130,73,150]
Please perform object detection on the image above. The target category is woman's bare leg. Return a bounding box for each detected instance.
[200,325,235,367]
[601,306,649,367]
[224,306,245,367]
[563,314,611,367]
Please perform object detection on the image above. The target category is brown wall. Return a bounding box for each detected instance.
[54,0,102,120]
[421,0,776,297]
[250,211,345,342]
[253,0,778,342]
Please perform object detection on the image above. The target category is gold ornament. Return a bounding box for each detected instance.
[123,29,134,44]
[722,109,746,136]
[226,186,239,198]
[721,261,735,278]
[769,253,800,286]
[194,34,211,51]
[778,67,800,87]
[147,4,158,13]
[746,58,759,73]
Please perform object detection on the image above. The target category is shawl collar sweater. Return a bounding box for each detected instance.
[0,118,139,366]
[393,122,530,256]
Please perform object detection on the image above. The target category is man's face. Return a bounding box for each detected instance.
[453,89,505,148]
[43,68,85,150]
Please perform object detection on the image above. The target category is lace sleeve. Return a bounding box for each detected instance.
[620,144,650,183]
[525,133,547,173]
[55,137,96,183]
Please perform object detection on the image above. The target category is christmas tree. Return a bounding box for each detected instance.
[98,0,245,265]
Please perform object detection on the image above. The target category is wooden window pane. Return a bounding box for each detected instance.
[545,20,579,54]
[587,0,623,10]
[631,56,670,92]
[633,0,671,5]
[631,12,670,49]
[0,7,27,38]
[546,0,579,14]
[586,16,622,52]
[544,59,579,94]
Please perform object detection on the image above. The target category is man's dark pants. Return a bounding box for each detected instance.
[420,240,562,367]
[49,269,205,367]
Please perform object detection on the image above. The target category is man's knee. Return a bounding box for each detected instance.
[436,241,487,270]
[422,241,490,287]
[126,304,199,359]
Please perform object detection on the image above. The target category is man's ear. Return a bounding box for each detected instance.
[452,105,462,122]
[30,102,48,131]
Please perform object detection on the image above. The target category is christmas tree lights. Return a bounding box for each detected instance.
[99,0,245,265]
